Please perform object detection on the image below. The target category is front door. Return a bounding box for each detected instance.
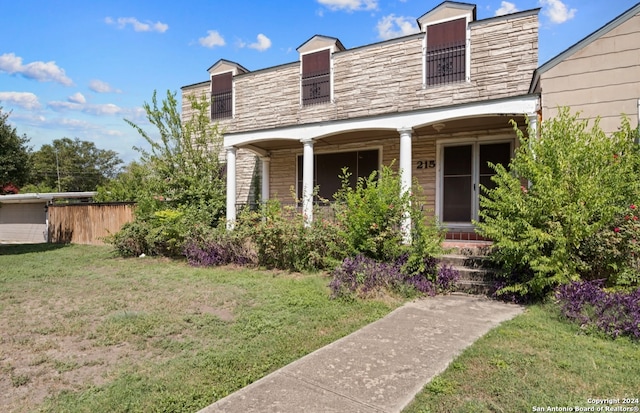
[441,141,511,224]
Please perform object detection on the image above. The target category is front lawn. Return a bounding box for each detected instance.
[0,244,398,412]
[403,304,640,412]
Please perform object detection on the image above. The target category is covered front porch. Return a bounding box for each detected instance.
[223,95,539,238]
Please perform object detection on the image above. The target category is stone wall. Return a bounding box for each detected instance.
[181,11,538,136]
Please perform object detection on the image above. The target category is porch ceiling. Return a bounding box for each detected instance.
[240,115,527,153]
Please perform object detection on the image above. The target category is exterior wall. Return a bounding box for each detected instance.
[0,202,47,243]
[540,11,640,133]
[182,11,538,136]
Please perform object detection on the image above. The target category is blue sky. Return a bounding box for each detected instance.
[0,0,637,163]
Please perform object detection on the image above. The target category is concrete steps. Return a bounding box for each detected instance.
[439,242,499,295]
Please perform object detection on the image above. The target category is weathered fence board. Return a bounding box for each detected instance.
[48,203,135,245]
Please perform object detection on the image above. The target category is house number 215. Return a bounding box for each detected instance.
[416,160,436,169]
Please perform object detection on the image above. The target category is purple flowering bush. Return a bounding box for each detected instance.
[555,280,640,340]
[329,254,459,299]
[182,226,256,267]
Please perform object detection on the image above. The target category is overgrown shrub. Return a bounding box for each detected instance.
[182,226,255,267]
[333,164,445,263]
[105,209,187,257]
[478,109,640,297]
[556,280,640,340]
[240,199,349,272]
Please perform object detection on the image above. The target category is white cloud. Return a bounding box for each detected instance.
[89,79,120,93]
[495,1,519,16]
[540,0,576,24]
[317,0,378,12]
[68,92,86,104]
[105,16,168,33]
[248,34,272,51]
[48,100,124,116]
[376,14,419,40]
[199,30,226,48]
[0,91,41,110]
[0,53,73,86]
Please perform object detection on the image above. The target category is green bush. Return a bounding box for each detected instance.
[106,209,187,257]
[239,199,349,272]
[477,109,640,297]
[333,164,444,265]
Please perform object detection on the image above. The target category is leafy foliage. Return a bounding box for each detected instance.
[477,109,640,297]
[182,225,255,267]
[238,199,349,272]
[0,107,31,190]
[104,91,226,257]
[556,280,640,340]
[29,137,122,192]
[333,164,445,263]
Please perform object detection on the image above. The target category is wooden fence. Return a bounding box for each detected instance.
[48,203,135,245]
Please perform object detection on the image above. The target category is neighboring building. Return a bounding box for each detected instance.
[531,2,640,133]
[0,192,95,244]
[182,1,541,240]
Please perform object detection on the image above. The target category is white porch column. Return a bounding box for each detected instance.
[225,146,237,230]
[260,155,270,203]
[301,138,314,226]
[398,127,413,244]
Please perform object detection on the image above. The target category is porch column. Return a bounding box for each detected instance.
[398,127,413,244]
[260,155,270,203]
[225,146,237,230]
[528,112,538,139]
[301,138,314,226]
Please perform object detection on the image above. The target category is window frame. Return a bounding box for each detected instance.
[422,16,471,88]
[211,71,233,120]
[300,48,332,106]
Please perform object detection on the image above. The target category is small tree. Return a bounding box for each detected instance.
[0,107,31,191]
[477,109,640,297]
[124,90,225,224]
[104,90,226,257]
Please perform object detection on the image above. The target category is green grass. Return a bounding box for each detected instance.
[0,244,399,412]
[403,303,640,413]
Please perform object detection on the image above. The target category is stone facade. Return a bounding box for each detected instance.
[181,3,541,224]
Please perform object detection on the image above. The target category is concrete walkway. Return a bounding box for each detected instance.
[198,294,523,413]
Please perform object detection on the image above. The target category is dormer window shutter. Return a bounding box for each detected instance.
[211,72,233,119]
[302,49,331,105]
[426,18,466,85]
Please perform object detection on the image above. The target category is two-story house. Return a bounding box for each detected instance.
[181,1,541,240]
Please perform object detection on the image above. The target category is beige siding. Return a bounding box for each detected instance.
[0,203,47,243]
[541,12,640,133]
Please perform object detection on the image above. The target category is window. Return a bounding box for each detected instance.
[297,149,379,201]
[426,18,466,86]
[302,49,331,105]
[211,72,232,119]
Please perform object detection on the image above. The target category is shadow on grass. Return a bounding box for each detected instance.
[0,243,70,255]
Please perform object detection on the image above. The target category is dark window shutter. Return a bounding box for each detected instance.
[301,49,331,105]
[211,72,233,119]
[426,18,466,85]
[302,49,330,78]
[212,72,232,94]
[427,18,466,48]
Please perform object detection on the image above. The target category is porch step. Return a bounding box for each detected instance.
[439,244,500,295]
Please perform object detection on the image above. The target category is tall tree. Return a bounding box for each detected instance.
[29,137,123,192]
[0,107,31,191]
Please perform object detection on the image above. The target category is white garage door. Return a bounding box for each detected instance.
[0,202,47,243]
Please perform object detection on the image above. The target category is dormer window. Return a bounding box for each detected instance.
[302,49,331,106]
[426,18,466,86]
[211,72,233,119]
